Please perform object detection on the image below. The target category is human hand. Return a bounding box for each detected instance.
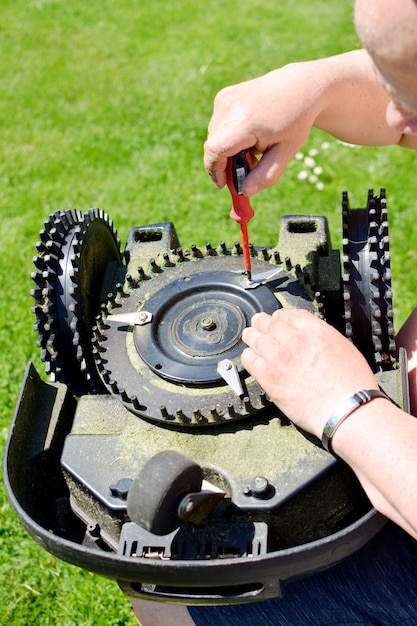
[204,62,324,196]
[241,309,378,438]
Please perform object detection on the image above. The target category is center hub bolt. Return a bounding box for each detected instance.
[201,317,216,331]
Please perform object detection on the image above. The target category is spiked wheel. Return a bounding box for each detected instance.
[31,208,123,394]
[342,190,395,371]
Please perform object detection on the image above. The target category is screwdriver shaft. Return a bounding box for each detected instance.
[240,222,252,281]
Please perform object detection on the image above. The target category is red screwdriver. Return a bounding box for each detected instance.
[226,150,255,282]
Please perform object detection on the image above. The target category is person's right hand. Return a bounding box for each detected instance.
[204,61,324,196]
[204,50,409,196]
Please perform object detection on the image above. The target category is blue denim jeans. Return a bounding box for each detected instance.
[188,523,417,625]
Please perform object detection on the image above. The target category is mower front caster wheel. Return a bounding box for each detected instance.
[127,450,203,535]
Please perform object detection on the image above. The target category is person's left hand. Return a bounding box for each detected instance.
[241,308,378,439]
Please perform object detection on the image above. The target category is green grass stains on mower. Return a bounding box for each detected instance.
[4,190,408,604]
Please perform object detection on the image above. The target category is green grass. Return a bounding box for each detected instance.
[1,1,416,624]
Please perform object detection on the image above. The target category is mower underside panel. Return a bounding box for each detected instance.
[4,196,404,604]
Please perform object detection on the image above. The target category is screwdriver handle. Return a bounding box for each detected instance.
[226,150,255,225]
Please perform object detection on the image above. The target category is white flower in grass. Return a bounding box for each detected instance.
[304,156,316,168]
[292,141,336,189]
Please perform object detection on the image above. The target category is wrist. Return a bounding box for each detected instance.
[322,389,389,455]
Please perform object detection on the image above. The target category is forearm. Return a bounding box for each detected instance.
[311,49,404,146]
[205,49,417,194]
[331,399,417,538]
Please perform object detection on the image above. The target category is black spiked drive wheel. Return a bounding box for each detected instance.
[342,189,395,372]
[5,191,408,606]
[31,208,123,395]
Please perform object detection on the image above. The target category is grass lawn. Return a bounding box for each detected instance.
[1,1,416,624]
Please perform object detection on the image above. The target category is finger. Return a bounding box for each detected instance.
[203,143,227,189]
[240,346,270,381]
[271,307,321,329]
[242,324,281,359]
[242,142,297,196]
[204,129,257,189]
[249,311,285,337]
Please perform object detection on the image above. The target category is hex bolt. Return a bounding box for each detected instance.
[201,317,216,331]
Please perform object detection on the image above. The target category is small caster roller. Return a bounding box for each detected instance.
[127,450,204,535]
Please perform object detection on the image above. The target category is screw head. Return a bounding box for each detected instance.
[249,476,271,498]
[201,317,216,331]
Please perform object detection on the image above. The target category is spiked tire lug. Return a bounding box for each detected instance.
[218,241,228,255]
[233,241,242,255]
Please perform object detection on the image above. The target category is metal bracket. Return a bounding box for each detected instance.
[107,311,153,326]
[217,359,244,396]
[241,267,284,289]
